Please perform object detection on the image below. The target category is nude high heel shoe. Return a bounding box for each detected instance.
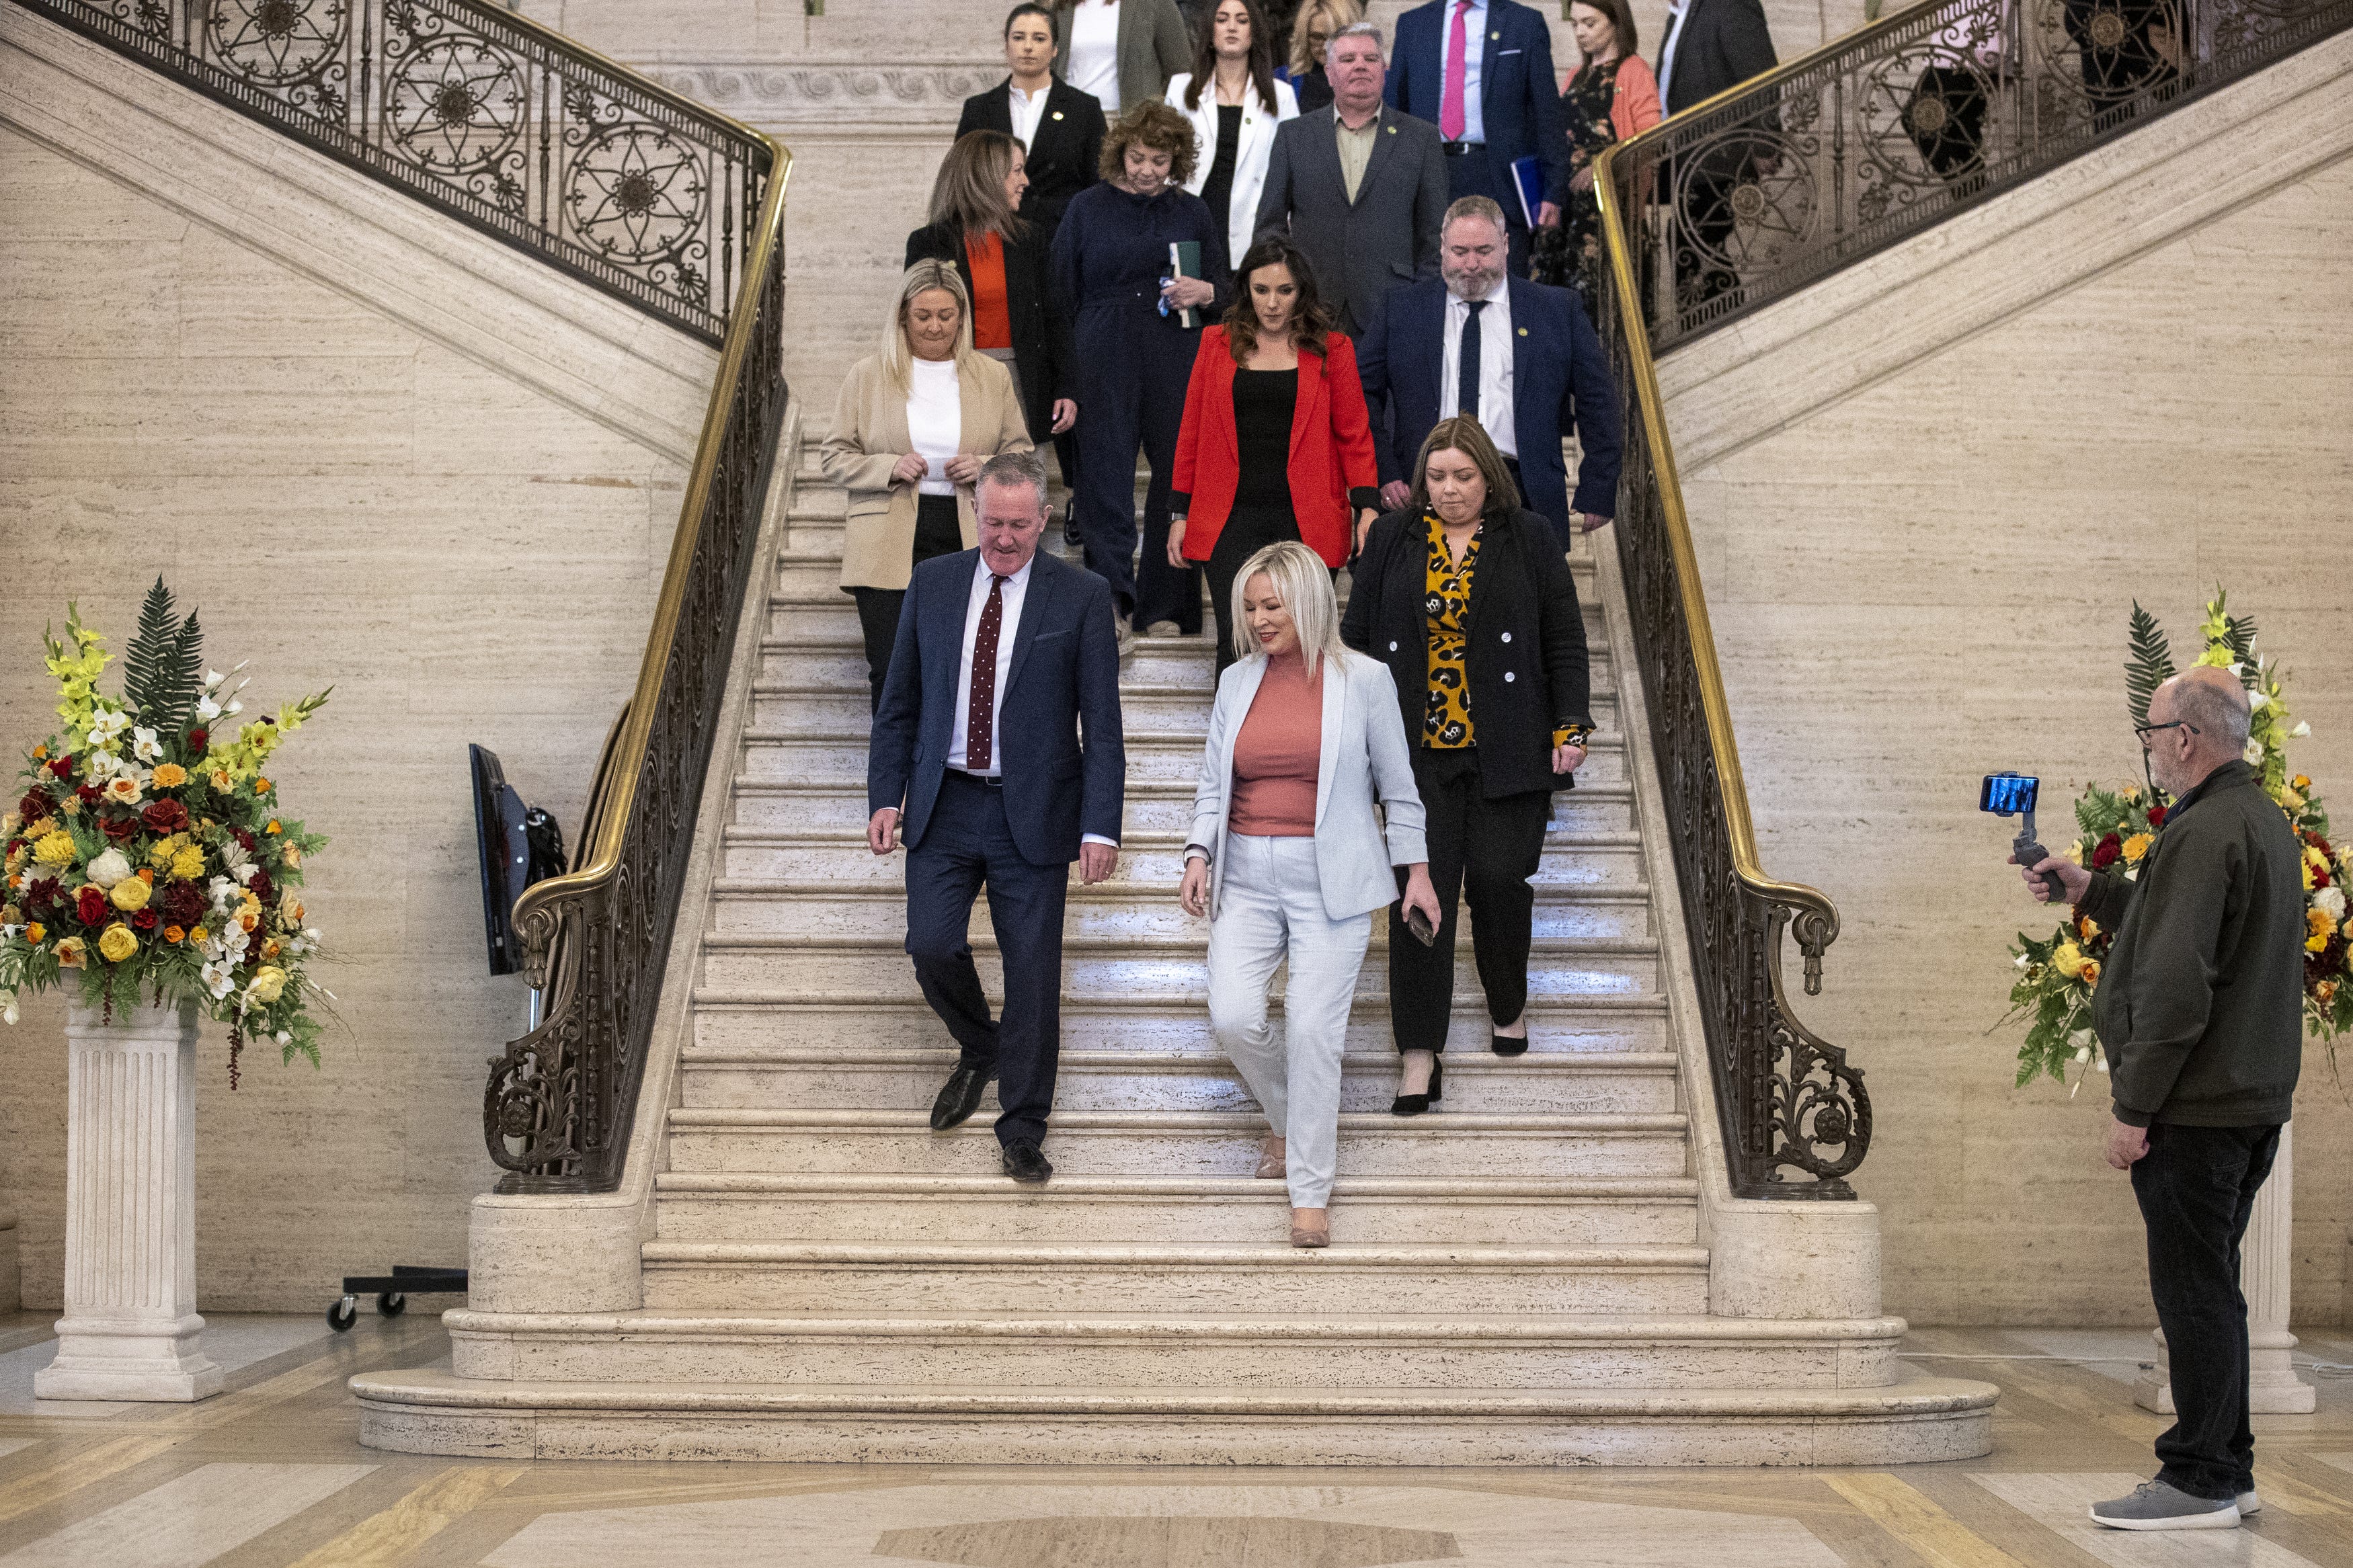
[1289,1206,1330,1247]
[1255,1135,1286,1179]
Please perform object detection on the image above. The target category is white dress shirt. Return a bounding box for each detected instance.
[1008,81,1051,150]
[1439,0,1488,145]
[1439,276,1517,458]
[1067,0,1121,112]
[1657,0,1691,110]
[946,554,1117,848]
[906,358,961,497]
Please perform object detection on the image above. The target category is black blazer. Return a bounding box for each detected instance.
[1340,505,1591,797]
[1654,0,1778,114]
[955,77,1108,239]
[904,222,1075,434]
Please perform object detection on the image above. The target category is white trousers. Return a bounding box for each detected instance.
[1205,833,1373,1209]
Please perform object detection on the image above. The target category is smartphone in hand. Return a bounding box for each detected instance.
[1404,905,1437,946]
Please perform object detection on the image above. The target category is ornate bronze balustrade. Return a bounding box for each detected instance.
[1615,0,2353,350]
[15,0,770,342]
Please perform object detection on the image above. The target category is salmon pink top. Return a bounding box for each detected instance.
[1228,652,1322,837]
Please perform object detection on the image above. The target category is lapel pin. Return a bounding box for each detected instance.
[1051,110,1064,119]
[1517,326,1528,335]
[1491,29,1501,38]
[1386,124,1397,133]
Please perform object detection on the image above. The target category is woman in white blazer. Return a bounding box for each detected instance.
[1179,540,1441,1247]
[1164,0,1299,270]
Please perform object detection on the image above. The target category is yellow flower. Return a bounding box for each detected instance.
[2310,932,2330,953]
[2312,908,2336,939]
[209,769,233,790]
[26,922,45,944]
[55,796,79,818]
[2052,942,2085,979]
[31,745,46,760]
[171,849,206,881]
[55,936,85,967]
[2121,833,2153,864]
[280,843,301,868]
[255,778,272,796]
[2296,774,2313,790]
[109,876,151,913]
[147,835,180,868]
[97,923,137,963]
[244,966,287,1005]
[33,831,77,867]
[188,925,208,946]
[151,763,188,789]
[102,776,143,807]
[266,819,281,835]
[2121,786,2141,802]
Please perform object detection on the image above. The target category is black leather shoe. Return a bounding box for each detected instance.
[930,1065,992,1131]
[1390,1057,1443,1116]
[1002,1139,1054,1184]
[1490,1032,1529,1057]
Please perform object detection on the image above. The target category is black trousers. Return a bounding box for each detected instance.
[847,493,965,713]
[1387,747,1552,1054]
[2130,1121,2281,1500]
[904,771,1071,1147]
[1205,501,1301,680]
[1073,305,1204,632]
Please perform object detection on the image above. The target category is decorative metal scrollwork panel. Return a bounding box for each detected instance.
[1615,0,2352,352]
[16,0,769,341]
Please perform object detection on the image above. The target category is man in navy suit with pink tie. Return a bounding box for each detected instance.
[866,450,1126,1184]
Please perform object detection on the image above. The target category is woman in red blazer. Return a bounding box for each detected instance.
[1168,237,1380,678]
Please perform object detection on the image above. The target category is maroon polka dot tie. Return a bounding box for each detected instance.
[966,574,1006,770]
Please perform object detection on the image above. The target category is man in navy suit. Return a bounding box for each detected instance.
[867,450,1126,1183]
[1384,0,1570,275]
[1357,197,1622,552]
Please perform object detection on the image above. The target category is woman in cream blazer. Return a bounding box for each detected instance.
[823,260,1033,710]
[1178,540,1439,1247]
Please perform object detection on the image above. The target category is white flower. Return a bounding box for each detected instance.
[203,668,224,690]
[220,840,252,879]
[2319,887,2348,922]
[207,874,238,908]
[85,848,132,889]
[198,961,235,1000]
[0,924,19,943]
[2292,721,2311,738]
[2249,692,2268,712]
[195,696,222,722]
[130,727,162,761]
[274,1030,290,1047]
[2014,953,2030,969]
[2126,867,2140,882]
[1,993,15,1026]
[2073,1046,2090,1063]
[2244,739,2266,765]
[224,700,243,717]
[2096,1057,2110,1074]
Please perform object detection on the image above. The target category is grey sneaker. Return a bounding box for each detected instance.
[2089,1480,2240,1530]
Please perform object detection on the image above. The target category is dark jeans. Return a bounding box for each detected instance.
[846,493,965,713]
[1907,66,1991,183]
[1387,746,1552,1054]
[1205,501,1301,679]
[904,770,1071,1147]
[2130,1120,2282,1500]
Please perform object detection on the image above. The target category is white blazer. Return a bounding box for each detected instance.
[1165,71,1300,270]
[1187,647,1427,921]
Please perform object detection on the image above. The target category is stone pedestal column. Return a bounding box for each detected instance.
[2133,1120,2315,1417]
[34,1001,223,1402]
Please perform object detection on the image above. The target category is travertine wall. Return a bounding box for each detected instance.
[0,45,706,1307]
[1673,142,2353,1324]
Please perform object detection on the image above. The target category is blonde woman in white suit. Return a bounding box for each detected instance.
[1164,0,1299,268]
[1178,540,1440,1246]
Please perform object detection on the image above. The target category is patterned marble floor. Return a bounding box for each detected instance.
[1,1313,2351,1566]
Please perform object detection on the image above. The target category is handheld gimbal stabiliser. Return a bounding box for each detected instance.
[1981,772,2068,902]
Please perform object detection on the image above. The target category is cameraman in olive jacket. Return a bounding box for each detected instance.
[2018,665,2304,1532]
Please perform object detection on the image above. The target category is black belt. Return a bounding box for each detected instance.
[947,768,1005,788]
[1440,140,1484,157]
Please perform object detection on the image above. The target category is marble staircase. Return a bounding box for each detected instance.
[354,429,1999,1463]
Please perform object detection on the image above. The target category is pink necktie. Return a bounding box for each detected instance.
[1440,0,1469,140]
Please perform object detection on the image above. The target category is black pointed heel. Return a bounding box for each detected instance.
[1490,1032,1529,1057]
[1390,1057,1443,1116]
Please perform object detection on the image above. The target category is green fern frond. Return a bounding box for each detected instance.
[2124,601,2176,729]
[119,577,205,732]
[2224,612,2260,674]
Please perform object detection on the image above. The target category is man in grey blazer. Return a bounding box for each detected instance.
[1251,22,1450,337]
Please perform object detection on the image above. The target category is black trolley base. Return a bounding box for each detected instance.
[327,1265,468,1331]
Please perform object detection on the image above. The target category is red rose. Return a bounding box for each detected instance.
[141,799,190,835]
[186,729,208,750]
[2145,804,2165,827]
[100,815,140,843]
[75,886,107,926]
[162,880,206,926]
[17,789,51,823]
[47,757,73,779]
[2092,833,2122,870]
[75,784,100,807]
[131,908,157,932]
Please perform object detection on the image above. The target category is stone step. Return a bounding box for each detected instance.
[727,777,1643,837]
[636,1238,1711,1316]
[711,829,1649,891]
[441,1307,1907,1393]
[649,1172,1699,1245]
[687,995,1674,1057]
[676,1045,1680,1116]
[739,731,1631,787]
[352,1365,1999,1465]
[703,881,1657,944]
[662,1108,1690,1180]
[694,931,1662,1000]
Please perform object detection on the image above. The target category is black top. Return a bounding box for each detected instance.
[1199,104,1245,237]
[1292,66,1333,113]
[1232,367,1298,507]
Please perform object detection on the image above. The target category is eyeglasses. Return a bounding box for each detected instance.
[2134,720,2200,743]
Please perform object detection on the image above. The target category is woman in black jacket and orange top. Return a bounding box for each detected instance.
[906,130,1078,475]
[1340,415,1592,1114]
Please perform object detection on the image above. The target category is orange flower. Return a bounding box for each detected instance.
[162,925,185,944]
[2079,959,2102,986]
[255,778,272,794]
[238,911,259,934]
[25,922,44,944]
[266,819,282,835]
[137,867,155,884]
[31,745,46,760]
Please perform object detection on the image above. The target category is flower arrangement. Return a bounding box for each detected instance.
[2002,591,2344,1090]
[0,581,331,1084]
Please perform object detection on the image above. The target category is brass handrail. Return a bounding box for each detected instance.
[481,131,793,1190]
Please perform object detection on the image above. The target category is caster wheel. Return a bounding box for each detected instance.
[327,1297,358,1332]
[376,1292,407,1318]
